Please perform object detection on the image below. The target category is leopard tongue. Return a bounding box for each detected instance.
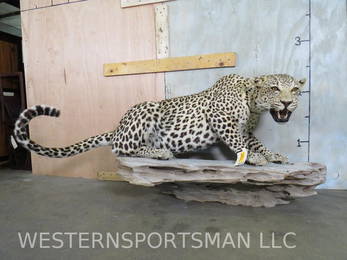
[278,111,287,119]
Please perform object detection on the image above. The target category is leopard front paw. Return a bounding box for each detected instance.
[246,152,268,166]
[265,152,289,164]
[156,150,174,160]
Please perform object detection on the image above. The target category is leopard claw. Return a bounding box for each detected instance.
[266,153,289,164]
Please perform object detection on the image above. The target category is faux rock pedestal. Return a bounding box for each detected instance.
[107,157,326,207]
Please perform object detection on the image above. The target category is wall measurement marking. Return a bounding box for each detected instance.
[296,0,312,162]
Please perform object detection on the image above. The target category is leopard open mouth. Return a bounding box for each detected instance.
[270,108,292,123]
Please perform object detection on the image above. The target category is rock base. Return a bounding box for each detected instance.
[113,157,326,207]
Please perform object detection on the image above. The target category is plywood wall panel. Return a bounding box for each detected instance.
[21,0,165,178]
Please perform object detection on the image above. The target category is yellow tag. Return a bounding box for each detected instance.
[235,148,248,166]
[239,151,246,162]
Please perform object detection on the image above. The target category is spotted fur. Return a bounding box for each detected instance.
[14,74,305,165]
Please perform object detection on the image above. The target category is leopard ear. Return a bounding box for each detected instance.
[298,78,307,88]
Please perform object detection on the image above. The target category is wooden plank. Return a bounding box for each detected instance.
[53,0,69,5]
[20,0,51,10]
[21,0,86,11]
[104,52,237,76]
[121,0,173,8]
[154,3,168,99]
[20,0,165,178]
[154,3,169,59]
[97,171,124,181]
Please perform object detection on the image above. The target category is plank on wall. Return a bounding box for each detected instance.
[154,3,168,113]
[53,0,70,5]
[20,0,88,11]
[20,0,51,10]
[20,0,165,178]
[154,3,169,59]
[104,52,237,76]
[121,0,173,8]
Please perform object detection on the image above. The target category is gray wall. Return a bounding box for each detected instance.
[165,0,347,188]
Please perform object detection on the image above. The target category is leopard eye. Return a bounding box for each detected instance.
[271,86,280,92]
[291,87,299,93]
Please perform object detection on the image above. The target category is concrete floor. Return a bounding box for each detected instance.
[0,169,346,260]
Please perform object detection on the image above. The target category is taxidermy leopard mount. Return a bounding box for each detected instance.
[14,74,306,166]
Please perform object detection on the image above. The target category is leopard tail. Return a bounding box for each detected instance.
[14,105,113,158]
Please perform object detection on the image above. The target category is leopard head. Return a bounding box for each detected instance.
[252,74,306,122]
